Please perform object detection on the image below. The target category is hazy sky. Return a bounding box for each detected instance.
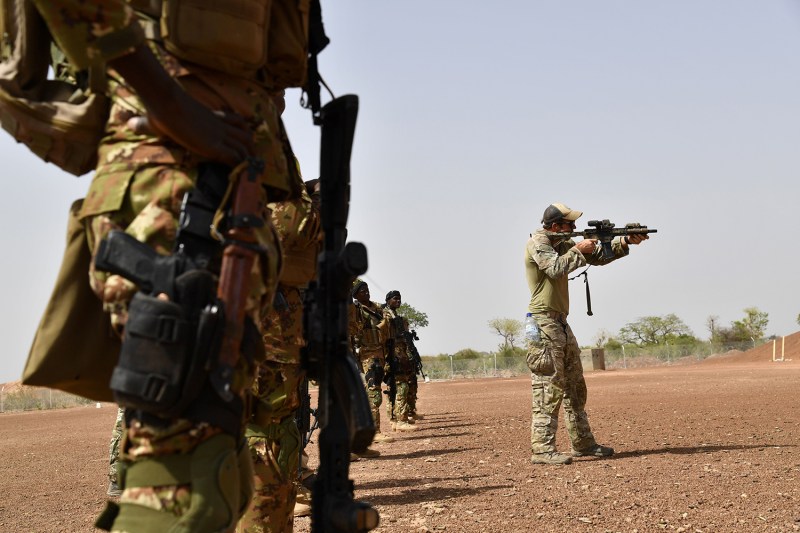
[2,1,800,383]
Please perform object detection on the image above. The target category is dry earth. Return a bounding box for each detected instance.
[1,333,799,533]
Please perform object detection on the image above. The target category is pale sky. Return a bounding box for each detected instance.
[2,1,800,383]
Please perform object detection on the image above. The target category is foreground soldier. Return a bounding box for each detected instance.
[30,1,304,530]
[525,203,648,465]
[383,291,418,432]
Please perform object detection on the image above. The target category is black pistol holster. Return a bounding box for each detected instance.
[95,163,261,435]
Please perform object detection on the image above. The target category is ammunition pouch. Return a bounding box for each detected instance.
[364,358,384,389]
[358,327,380,347]
[133,0,309,86]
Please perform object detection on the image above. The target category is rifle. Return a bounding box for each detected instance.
[300,94,378,532]
[382,339,397,419]
[550,220,657,260]
[296,377,320,455]
[402,330,428,383]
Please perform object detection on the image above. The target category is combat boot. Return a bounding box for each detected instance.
[106,481,122,497]
[394,420,418,432]
[572,444,614,457]
[530,452,573,465]
[294,486,312,518]
[410,413,424,420]
[373,432,395,443]
[354,447,381,458]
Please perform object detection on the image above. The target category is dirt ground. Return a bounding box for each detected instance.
[1,337,799,533]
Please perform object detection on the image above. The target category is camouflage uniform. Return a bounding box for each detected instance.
[383,308,414,424]
[525,229,628,456]
[108,407,125,488]
[32,2,294,531]
[350,301,388,431]
[238,177,321,532]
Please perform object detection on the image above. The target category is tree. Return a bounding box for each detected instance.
[487,318,523,350]
[398,302,429,330]
[618,314,695,346]
[706,315,720,341]
[731,307,768,342]
[593,329,612,348]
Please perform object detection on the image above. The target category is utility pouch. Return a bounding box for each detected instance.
[110,292,192,412]
[264,0,310,88]
[160,0,271,78]
[526,344,556,375]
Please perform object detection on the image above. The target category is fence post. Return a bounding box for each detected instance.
[449,355,454,380]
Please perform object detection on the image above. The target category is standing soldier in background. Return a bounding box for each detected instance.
[383,291,418,432]
[350,281,394,446]
[25,1,308,530]
[525,203,649,465]
[237,143,322,533]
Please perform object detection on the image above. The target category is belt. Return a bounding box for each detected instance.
[546,310,568,321]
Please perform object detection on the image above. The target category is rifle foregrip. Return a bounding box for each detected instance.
[94,230,159,292]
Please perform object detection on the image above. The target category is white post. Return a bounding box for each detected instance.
[773,339,777,362]
[493,353,497,375]
[622,345,626,369]
[449,355,454,380]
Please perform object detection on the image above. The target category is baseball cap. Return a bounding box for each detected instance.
[541,203,583,225]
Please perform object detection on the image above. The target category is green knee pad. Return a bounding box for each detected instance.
[246,416,300,479]
[109,434,246,533]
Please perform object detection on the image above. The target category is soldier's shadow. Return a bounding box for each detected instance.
[607,443,797,460]
[356,474,511,505]
[373,447,478,461]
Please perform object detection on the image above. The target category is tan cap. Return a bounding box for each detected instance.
[541,203,583,225]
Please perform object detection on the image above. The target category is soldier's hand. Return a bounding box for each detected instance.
[575,239,597,254]
[625,233,649,245]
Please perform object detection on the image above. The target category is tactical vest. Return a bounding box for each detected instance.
[129,0,310,86]
[355,304,382,348]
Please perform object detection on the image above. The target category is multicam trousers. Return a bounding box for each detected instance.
[108,407,124,485]
[360,348,385,431]
[527,313,597,455]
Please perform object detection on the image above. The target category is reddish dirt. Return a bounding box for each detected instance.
[1,338,799,533]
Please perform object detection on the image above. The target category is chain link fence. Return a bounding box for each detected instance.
[420,339,774,380]
[0,387,93,413]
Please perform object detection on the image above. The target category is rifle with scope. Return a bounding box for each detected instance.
[550,219,657,259]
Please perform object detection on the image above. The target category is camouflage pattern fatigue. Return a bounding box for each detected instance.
[408,374,418,417]
[527,314,596,454]
[525,227,630,458]
[238,285,308,533]
[383,308,414,423]
[238,174,321,532]
[360,352,385,431]
[351,301,388,431]
[34,4,292,530]
[108,407,124,485]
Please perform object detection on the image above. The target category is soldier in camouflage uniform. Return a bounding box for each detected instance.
[350,281,394,445]
[107,407,124,497]
[525,203,648,465]
[237,162,322,532]
[383,291,418,432]
[30,1,301,531]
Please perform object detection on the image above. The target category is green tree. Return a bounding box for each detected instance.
[731,307,769,342]
[488,318,523,350]
[397,302,429,330]
[618,314,695,346]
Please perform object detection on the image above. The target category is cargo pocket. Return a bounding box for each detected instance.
[526,344,556,375]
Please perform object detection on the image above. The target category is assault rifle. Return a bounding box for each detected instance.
[402,330,428,382]
[300,94,378,532]
[296,377,320,454]
[382,338,397,419]
[550,220,657,260]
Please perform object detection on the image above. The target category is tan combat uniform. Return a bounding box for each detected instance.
[525,229,628,455]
